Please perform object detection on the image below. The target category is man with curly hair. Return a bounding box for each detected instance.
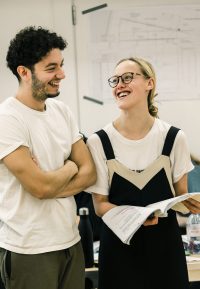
[0,26,96,289]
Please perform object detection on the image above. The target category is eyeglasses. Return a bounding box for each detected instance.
[108,72,142,88]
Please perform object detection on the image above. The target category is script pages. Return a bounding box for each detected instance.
[102,192,200,245]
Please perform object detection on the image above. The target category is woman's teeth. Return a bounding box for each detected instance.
[118,91,129,97]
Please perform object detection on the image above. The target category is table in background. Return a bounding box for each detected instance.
[187,255,200,282]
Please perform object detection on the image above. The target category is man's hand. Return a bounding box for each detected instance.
[64,159,78,175]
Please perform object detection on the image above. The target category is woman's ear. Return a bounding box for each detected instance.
[16,66,32,82]
[147,78,154,90]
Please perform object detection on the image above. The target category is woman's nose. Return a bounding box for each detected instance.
[117,77,125,87]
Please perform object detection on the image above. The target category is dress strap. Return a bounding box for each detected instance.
[95,129,115,160]
[162,126,180,156]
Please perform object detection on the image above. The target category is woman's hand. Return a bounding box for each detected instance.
[182,198,200,214]
[174,174,200,214]
[143,216,159,226]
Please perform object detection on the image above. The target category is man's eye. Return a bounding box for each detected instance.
[46,67,55,71]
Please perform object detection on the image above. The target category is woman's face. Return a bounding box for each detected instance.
[112,60,153,111]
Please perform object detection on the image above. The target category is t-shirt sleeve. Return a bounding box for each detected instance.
[0,114,29,160]
[86,134,109,195]
[170,130,194,183]
[65,106,82,144]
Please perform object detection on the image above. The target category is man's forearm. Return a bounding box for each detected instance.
[29,160,78,199]
[3,146,79,200]
[55,164,97,198]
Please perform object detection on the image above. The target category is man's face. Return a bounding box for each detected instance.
[31,48,65,101]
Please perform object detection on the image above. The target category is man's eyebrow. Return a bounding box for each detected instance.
[45,59,64,68]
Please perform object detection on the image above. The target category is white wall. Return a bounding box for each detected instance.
[0,0,79,121]
[1,0,200,157]
[74,0,200,157]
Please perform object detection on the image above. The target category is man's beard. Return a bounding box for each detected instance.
[32,73,60,101]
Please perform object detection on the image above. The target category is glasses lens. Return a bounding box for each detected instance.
[122,72,133,84]
[108,76,118,88]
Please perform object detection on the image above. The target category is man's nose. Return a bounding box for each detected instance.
[56,67,65,79]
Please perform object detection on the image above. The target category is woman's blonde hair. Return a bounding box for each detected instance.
[116,57,158,117]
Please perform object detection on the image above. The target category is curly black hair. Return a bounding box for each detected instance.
[6,26,67,80]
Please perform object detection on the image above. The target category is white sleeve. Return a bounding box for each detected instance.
[0,114,29,160]
[65,107,82,144]
[86,133,109,195]
[170,130,194,183]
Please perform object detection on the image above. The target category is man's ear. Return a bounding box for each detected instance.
[16,66,32,81]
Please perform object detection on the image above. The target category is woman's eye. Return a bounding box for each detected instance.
[124,76,132,81]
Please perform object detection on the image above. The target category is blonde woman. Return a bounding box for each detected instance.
[87,57,200,289]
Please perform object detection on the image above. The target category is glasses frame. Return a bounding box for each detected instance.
[108,72,142,88]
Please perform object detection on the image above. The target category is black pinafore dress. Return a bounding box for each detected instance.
[96,126,189,289]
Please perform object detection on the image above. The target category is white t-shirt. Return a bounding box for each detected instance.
[0,97,82,254]
[87,118,193,195]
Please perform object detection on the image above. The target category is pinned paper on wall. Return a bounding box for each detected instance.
[82,4,200,103]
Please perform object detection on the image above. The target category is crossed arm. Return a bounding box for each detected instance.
[3,138,96,199]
